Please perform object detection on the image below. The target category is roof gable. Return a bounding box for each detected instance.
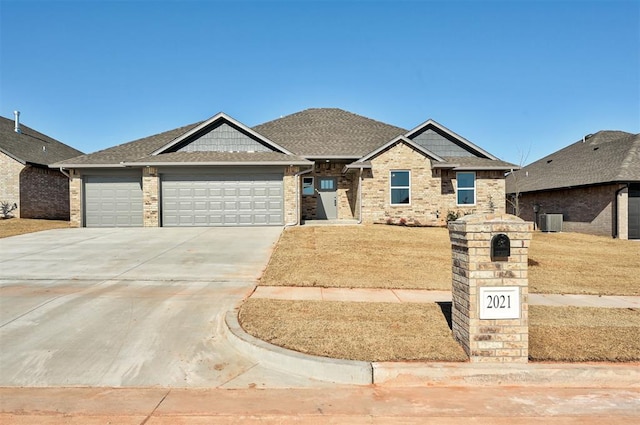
[357,136,445,163]
[0,116,83,166]
[405,119,498,160]
[506,131,640,193]
[152,112,293,156]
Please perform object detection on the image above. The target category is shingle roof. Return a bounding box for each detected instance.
[437,156,517,170]
[0,116,83,165]
[505,131,640,193]
[53,121,204,166]
[253,108,407,157]
[125,151,311,166]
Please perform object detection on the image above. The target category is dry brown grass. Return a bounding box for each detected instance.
[239,300,640,362]
[0,218,69,238]
[261,225,640,295]
[239,298,467,362]
[530,306,640,362]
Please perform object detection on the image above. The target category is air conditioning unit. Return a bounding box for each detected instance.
[539,213,563,232]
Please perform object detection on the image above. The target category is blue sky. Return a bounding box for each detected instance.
[1,0,638,165]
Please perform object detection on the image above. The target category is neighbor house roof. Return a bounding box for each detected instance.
[253,108,407,158]
[506,130,640,193]
[0,115,83,166]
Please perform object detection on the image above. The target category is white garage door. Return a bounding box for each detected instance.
[161,172,284,226]
[84,175,143,227]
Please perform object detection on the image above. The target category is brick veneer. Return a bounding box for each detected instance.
[449,213,533,363]
[69,170,82,227]
[512,183,628,238]
[1,152,71,220]
[143,167,159,227]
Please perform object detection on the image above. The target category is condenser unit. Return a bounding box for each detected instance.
[539,213,563,232]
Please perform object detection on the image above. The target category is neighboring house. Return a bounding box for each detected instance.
[505,131,640,240]
[0,113,84,220]
[53,108,516,228]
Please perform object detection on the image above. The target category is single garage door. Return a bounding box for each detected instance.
[161,171,284,226]
[84,175,143,227]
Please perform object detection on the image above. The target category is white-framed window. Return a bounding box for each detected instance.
[302,177,314,196]
[390,170,410,205]
[456,171,476,205]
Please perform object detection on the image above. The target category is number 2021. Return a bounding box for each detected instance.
[487,294,511,309]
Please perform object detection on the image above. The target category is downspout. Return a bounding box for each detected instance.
[59,167,71,179]
[285,167,313,227]
[613,183,628,238]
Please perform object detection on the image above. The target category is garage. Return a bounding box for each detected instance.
[161,168,284,226]
[84,175,143,227]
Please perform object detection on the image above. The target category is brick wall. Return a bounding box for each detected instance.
[284,166,299,224]
[19,166,70,219]
[360,143,506,225]
[512,184,625,238]
[69,170,82,227]
[0,152,23,217]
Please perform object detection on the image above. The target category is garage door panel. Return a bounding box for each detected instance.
[84,175,143,227]
[161,171,283,226]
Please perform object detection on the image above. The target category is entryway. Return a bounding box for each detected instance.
[316,177,337,219]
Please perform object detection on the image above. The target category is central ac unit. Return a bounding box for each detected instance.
[539,213,563,232]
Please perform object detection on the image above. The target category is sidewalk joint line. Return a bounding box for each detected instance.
[140,388,171,425]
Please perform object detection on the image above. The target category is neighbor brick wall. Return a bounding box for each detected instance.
[19,166,70,220]
[0,152,23,217]
[360,143,507,225]
[513,184,623,238]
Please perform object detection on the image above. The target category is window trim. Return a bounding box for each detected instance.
[390,170,411,205]
[302,176,315,196]
[456,171,476,206]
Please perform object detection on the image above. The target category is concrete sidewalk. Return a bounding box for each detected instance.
[252,286,640,308]
[1,386,639,424]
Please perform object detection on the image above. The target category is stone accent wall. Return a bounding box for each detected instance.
[142,167,159,227]
[69,169,82,227]
[0,152,24,217]
[512,184,624,238]
[360,143,506,225]
[284,166,299,224]
[20,166,70,220]
[449,213,533,363]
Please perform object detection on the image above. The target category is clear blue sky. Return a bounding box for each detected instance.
[1,0,638,165]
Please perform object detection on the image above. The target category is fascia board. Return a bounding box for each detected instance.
[303,155,362,160]
[405,119,499,161]
[151,112,296,156]
[50,163,128,168]
[122,160,314,167]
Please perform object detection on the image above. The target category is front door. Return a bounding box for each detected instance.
[317,177,337,219]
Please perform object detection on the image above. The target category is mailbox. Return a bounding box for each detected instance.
[491,234,510,260]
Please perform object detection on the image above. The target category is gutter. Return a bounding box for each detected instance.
[358,168,363,224]
[58,167,71,179]
[285,167,314,227]
[613,183,628,238]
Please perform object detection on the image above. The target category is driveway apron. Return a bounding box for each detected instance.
[0,227,293,388]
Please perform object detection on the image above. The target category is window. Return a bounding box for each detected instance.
[319,178,336,191]
[390,171,410,205]
[302,177,314,196]
[456,172,476,205]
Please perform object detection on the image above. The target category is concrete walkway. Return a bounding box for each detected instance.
[252,286,640,308]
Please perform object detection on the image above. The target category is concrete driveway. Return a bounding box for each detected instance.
[0,227,319,388]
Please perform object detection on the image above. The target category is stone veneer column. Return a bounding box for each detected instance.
[448,213,533,363]
[69,169,82,227]
[143,167,159,227]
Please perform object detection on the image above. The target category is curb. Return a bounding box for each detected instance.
[226,310,640,388]
[224,311,373,385]
[373,361,640,387]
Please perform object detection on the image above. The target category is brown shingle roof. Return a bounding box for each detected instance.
[506,131,640,193]
[253,108,407,157]
[0,116,83,165]
[125,151,311,165]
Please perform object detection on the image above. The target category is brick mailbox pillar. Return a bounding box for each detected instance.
[448,213,533,363]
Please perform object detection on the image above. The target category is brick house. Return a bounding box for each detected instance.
[505,131,640,240]
[54,108,516,227]
[0,113,83,220]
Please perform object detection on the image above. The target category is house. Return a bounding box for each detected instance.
[0,112,84,220]
[505,131,640,240]
[53,108,516,228]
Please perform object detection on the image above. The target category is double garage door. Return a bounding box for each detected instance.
[83,170,283,227]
